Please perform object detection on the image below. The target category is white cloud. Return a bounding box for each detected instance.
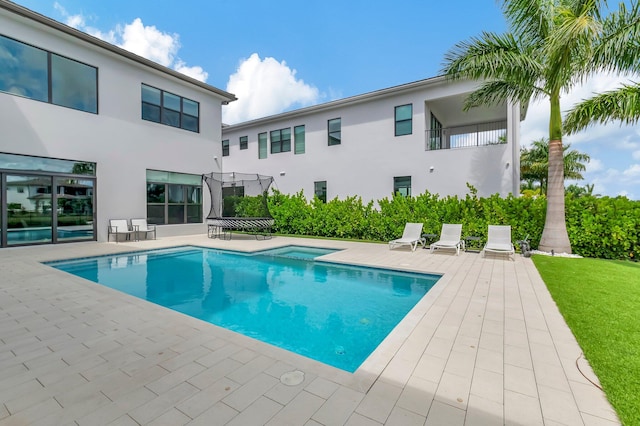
[119,18,178,67]
[54,4,204,81]
[173,60,208,82]
[222,53,320,124]
[623,164,640,179]
[585,158,604,173]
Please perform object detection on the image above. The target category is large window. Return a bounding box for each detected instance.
[294,125,305,154]
[0,34,97,113]
[314,181,327,203]
[239,136,248,150]
[141,84,199,132]
[394,176,411,197]
[146,170,202,225]
[222,140,229,157]
[328,118,341,146]
[270,128,291,154]
[1,153,96,247]
[395,104,413,136]
[258,132,268,159]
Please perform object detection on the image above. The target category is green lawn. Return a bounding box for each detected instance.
[532,256,640,425]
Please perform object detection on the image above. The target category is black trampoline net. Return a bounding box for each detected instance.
[203,172,274,219]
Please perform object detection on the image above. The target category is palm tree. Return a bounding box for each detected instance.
[521,138,590,194]
[442,0,640,253]
[564,84,640,132]
[564,3,640,133]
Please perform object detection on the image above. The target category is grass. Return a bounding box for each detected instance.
[532,256,640,425]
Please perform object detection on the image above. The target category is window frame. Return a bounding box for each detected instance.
[314,181,327,203]
[270,128,291,154]
[239,135,248,150]
[222,140,230,157]
[393,176,412,197]
[141,83,200,133]
[0,34,98,114]
[146,170,202,225]
[328,118,341,146]
[258,132,268,159]
[294,125,305,154]
[394,104,413,136]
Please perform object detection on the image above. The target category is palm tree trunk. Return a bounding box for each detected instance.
[539,94,572,253]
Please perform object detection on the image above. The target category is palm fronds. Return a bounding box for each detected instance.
[564,83,640,133]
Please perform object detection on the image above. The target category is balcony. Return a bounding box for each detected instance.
[425,120,507,151]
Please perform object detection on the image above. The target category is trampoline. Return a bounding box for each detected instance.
[202,172,274,240]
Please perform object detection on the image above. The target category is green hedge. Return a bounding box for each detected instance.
[262,188,639,261]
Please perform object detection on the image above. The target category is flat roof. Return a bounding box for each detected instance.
[0,0,237,104]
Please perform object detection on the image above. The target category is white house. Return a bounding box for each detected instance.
[221,77,525,204]
[0,1,235,247]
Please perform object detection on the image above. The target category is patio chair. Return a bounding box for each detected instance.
[131,218,156,240]
[108,219,136,243]
[430,223,464,255]
[482,225,515,259]
[389,223,425,251]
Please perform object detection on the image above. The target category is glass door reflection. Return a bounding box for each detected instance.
[55,177,94,241]
[6,174,53,245]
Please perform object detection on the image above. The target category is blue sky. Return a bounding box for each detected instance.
[14,0,640,199]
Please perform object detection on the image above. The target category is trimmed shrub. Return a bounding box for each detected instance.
[266,188,639,260]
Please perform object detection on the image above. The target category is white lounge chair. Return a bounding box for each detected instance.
[131,218,156,240]
[108,219,136,243]
[430,223,464,255]
[389,223,424,251]
[482,225,515,259]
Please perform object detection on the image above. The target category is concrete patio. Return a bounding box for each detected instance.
[0,235,620,425]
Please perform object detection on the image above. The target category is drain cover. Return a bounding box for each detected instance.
[280,370,304,386]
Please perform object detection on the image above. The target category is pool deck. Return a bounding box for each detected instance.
[0,235,620,425]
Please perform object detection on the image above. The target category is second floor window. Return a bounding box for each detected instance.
[141,84,199,132]
[0,34,97,114]
[395,104,412,136]
[294,125,305,154]
[270,128,291,154]
[239,136,248,150]
[258,132,268,159]
[222,140,230,156]
[328,118,341,146]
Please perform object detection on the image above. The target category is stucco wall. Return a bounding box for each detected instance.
[221,82,520,204]
[0,10,225,241]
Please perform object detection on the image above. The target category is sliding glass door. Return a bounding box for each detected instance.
[0,153,96,248]
[55,177,94,242]
[6,174,53,245]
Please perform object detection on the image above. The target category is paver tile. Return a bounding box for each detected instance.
[0,237,620,426]
[266,390,324,426]
[312,386,365,425]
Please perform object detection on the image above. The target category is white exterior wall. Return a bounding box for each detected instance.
[0,7,231,242]
[222,79,522,204]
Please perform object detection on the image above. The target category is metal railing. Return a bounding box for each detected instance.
[425,120,507,151]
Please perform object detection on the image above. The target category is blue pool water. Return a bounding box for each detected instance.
[47,245,440,372]
[8,228,93,243]
[256,245,340,260]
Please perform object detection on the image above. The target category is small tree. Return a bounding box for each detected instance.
[520,138,590,195]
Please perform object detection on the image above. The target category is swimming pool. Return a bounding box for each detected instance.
[47,245,440,372]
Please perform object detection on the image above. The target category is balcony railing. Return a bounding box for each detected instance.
[425,120,507,151]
